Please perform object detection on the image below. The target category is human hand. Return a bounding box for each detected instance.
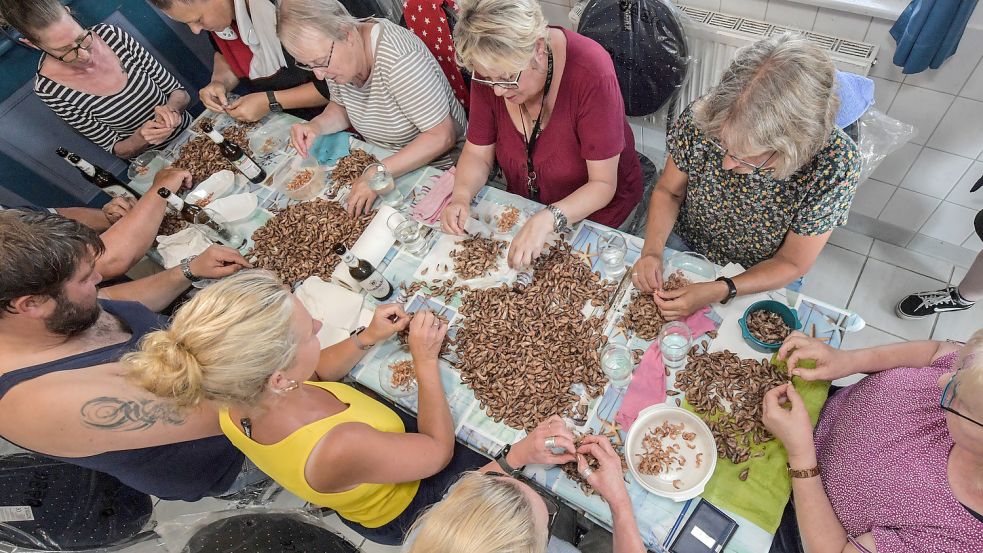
[290,122,320,158]
[654,280,728,320]
[153,105,183,129]
[407,309,448,366]
[510,415,577,466]
[102,196,137,224]
[507,210,554,269]
[225,92,271,123]
[138,119,174,145]
[346,173,378,216]
[364,303,410,343]
[187,245,253,279]
[631,252,663,293]
[440,197,470,235]
[577,436,631,508]
[761,383,816,466]
[199,81,229,113]
[151,167,193,194]
[777,331,854,381]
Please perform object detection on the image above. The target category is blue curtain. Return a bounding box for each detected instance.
[890,0,978,74]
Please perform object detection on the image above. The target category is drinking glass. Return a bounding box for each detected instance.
[600,343,634,389]
[387,212,427,254]
[598,231,627,280]
[364,164,406,208]
[659,321,692,369]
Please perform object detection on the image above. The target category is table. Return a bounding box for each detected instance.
[137,111,862,553]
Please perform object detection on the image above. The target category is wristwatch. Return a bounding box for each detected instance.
[180,255,201,283]
[266,90,283,113]
[349,326,374,351]
[494,444,523,476]
[545,204,568,234]
[787,464,821,479]
[716,276,737,304]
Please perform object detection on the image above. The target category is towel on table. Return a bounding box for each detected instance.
[155,227,213,269]
[411,167,456,224]
[311,132,353,168]
[614,307,717,430]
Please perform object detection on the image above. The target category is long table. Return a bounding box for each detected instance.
[137,111,861,552]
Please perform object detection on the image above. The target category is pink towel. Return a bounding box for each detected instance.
[411,167,456,224]
[615,308,718,430]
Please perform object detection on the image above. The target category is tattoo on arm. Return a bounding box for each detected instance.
[80,397,187,431]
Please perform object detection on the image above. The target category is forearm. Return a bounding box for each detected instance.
[55,207,110,231]
[731,256,805,297]
[272,83,330,110]
[381,120,456,178]
[450,146,493,204]
[610,499,647,553]
[314,336,370,381]
[641,187,683,256]
[414,361,455,454]
[100,266,190,311]
[113,132,151,159]
[310,103,351,136]
[788,447,850,553]
[166,89,191,111]
[848,340,945,375]
[94,192,170,278]
[551,180,616,224]
[211,53,240,90]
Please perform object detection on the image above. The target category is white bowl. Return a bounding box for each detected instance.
[186,170,237,205]
[208,192,259,222]
[379,354,417,399]
[625,404,717,501]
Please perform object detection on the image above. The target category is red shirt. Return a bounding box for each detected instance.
[466,28,643,228]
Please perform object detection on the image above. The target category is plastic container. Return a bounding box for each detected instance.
[739,300,802,353]
[249,126,291,156]
[379,355,417,399]
[186,170,238,206]
[272,156,326,202]
[664,251,716,284]
[626,404,717,502]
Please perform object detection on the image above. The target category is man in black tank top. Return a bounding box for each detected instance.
[0,210,253,501]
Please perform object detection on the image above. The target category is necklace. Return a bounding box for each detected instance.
[518,45,554,202]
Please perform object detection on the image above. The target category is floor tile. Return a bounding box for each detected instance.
[932,302,982,342]
[848,258,943,340]
[840,325,905,350]
[877,188,940,233]
[869,142,921,185]
[850,178,895,218]
[828,226,874,255]
[154,496,236,523]
[907,234,981,269]
[802,245,866,308]
[868,240,954,281]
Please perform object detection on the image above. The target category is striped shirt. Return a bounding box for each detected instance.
[328,19,466,169]
[35,25,191,156]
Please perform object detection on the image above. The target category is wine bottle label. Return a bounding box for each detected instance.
[233,156,263,180]
[362,271,393,300]
[75,159,97,177]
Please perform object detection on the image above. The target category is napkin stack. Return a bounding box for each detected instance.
[155,227,213,269]
[295,276,374,347]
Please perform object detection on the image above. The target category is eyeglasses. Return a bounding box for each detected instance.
[295,41,335,73]
[486,471,559,537]
[51,28,94,63]
[472,72,522,90]
[941,372,983,429]
[707,137,777,172]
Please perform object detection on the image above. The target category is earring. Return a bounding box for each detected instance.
[274,379,300,395]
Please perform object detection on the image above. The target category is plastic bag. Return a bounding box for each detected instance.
[338,0,403,23]
[576,0,690,117]
[155,509,358,553]
[852,108,917,184]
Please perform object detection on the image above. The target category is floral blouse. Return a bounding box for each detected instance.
[667,104,860,268]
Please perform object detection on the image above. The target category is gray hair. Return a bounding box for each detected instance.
[692,33,839,180]
[277,0,359,52]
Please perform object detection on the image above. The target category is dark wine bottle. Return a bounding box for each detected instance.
[200,122,266,184]
[56,147,95,184]
[157,188,244,248]
[332,243,394,300]
[63,150,141,198]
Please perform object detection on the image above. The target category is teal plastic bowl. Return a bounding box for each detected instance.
[739,300,801,353]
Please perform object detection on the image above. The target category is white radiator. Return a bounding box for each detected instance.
[656,4,879,124]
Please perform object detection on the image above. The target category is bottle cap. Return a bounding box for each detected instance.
[332,243,347,255]
[55,147,69,157]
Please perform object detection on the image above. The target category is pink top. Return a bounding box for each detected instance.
[814,352,983,552]
[466,28,643,228]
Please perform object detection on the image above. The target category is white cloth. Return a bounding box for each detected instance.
[234,0,288,80]
[155,227,213,269]
[294,276,368,348]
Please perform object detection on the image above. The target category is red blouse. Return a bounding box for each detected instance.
[466,28,643,228]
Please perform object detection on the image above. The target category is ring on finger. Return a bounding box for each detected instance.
[579,466,594,480]
[545,436,557,450]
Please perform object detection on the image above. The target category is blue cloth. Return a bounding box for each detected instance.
[835,71,875,127]
[310,131,353,167]
[890,0,979,74]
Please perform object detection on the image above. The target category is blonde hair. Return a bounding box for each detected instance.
[453,0,548,76]
[405,472,546,553]
[957,329,983,402]
[124,270,299,408]
[692,33,839,180]
[277,0,358,53]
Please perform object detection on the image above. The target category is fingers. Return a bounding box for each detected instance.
[200,87,226,113]
[442,205,467,235]
[784,383,805,409]
[763,383,790,411]
[290,125,312,158]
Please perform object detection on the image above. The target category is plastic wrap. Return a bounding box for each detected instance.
[852,108,917,184]
[339,0,403,23]
[575,0,690,117]
[155,509,358,553]
[0,442,154,552]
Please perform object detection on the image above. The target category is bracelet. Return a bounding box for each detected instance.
[494,444,523,476]
[180,255,201,282]
[349,326,374,351]
[787,463,821,479]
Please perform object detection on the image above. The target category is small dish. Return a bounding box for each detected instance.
[186,170,237,206]
[208,192,259,222]
[272,156,326,202]
[665,251,717,283]
[625,404,717,501]
[379,355,417,399]
[249,126,290,156]
[739,300,802,353]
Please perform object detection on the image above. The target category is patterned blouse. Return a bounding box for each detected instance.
[667,104,860,268]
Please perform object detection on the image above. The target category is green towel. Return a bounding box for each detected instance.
[682,358,829,533]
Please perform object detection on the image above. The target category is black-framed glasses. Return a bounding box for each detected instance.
[706,136,777,172]
[472,71,522,90]
[941,372,983,429]
[50,27,94,63]
[486,471,559,537]
[295,41,335,73]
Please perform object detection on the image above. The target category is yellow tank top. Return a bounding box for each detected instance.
[219,381,419,528]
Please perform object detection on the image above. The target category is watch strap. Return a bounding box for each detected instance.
[716,276,737,304]
[494,444,522,476]
[349,326,373,351]
[266,90,283,112]
[546,205,568,234]
[787,464,820,478]
[180,255,201,282]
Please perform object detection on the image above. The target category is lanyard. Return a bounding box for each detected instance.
[521,46,554,202]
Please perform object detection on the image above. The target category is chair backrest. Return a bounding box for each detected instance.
[403,0,471,112]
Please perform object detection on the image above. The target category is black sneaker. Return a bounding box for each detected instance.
[896,286,976,319]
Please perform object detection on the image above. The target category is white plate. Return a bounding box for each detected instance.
[625,404,717,501]
[208,192,258,222]
[186,170,237,204]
